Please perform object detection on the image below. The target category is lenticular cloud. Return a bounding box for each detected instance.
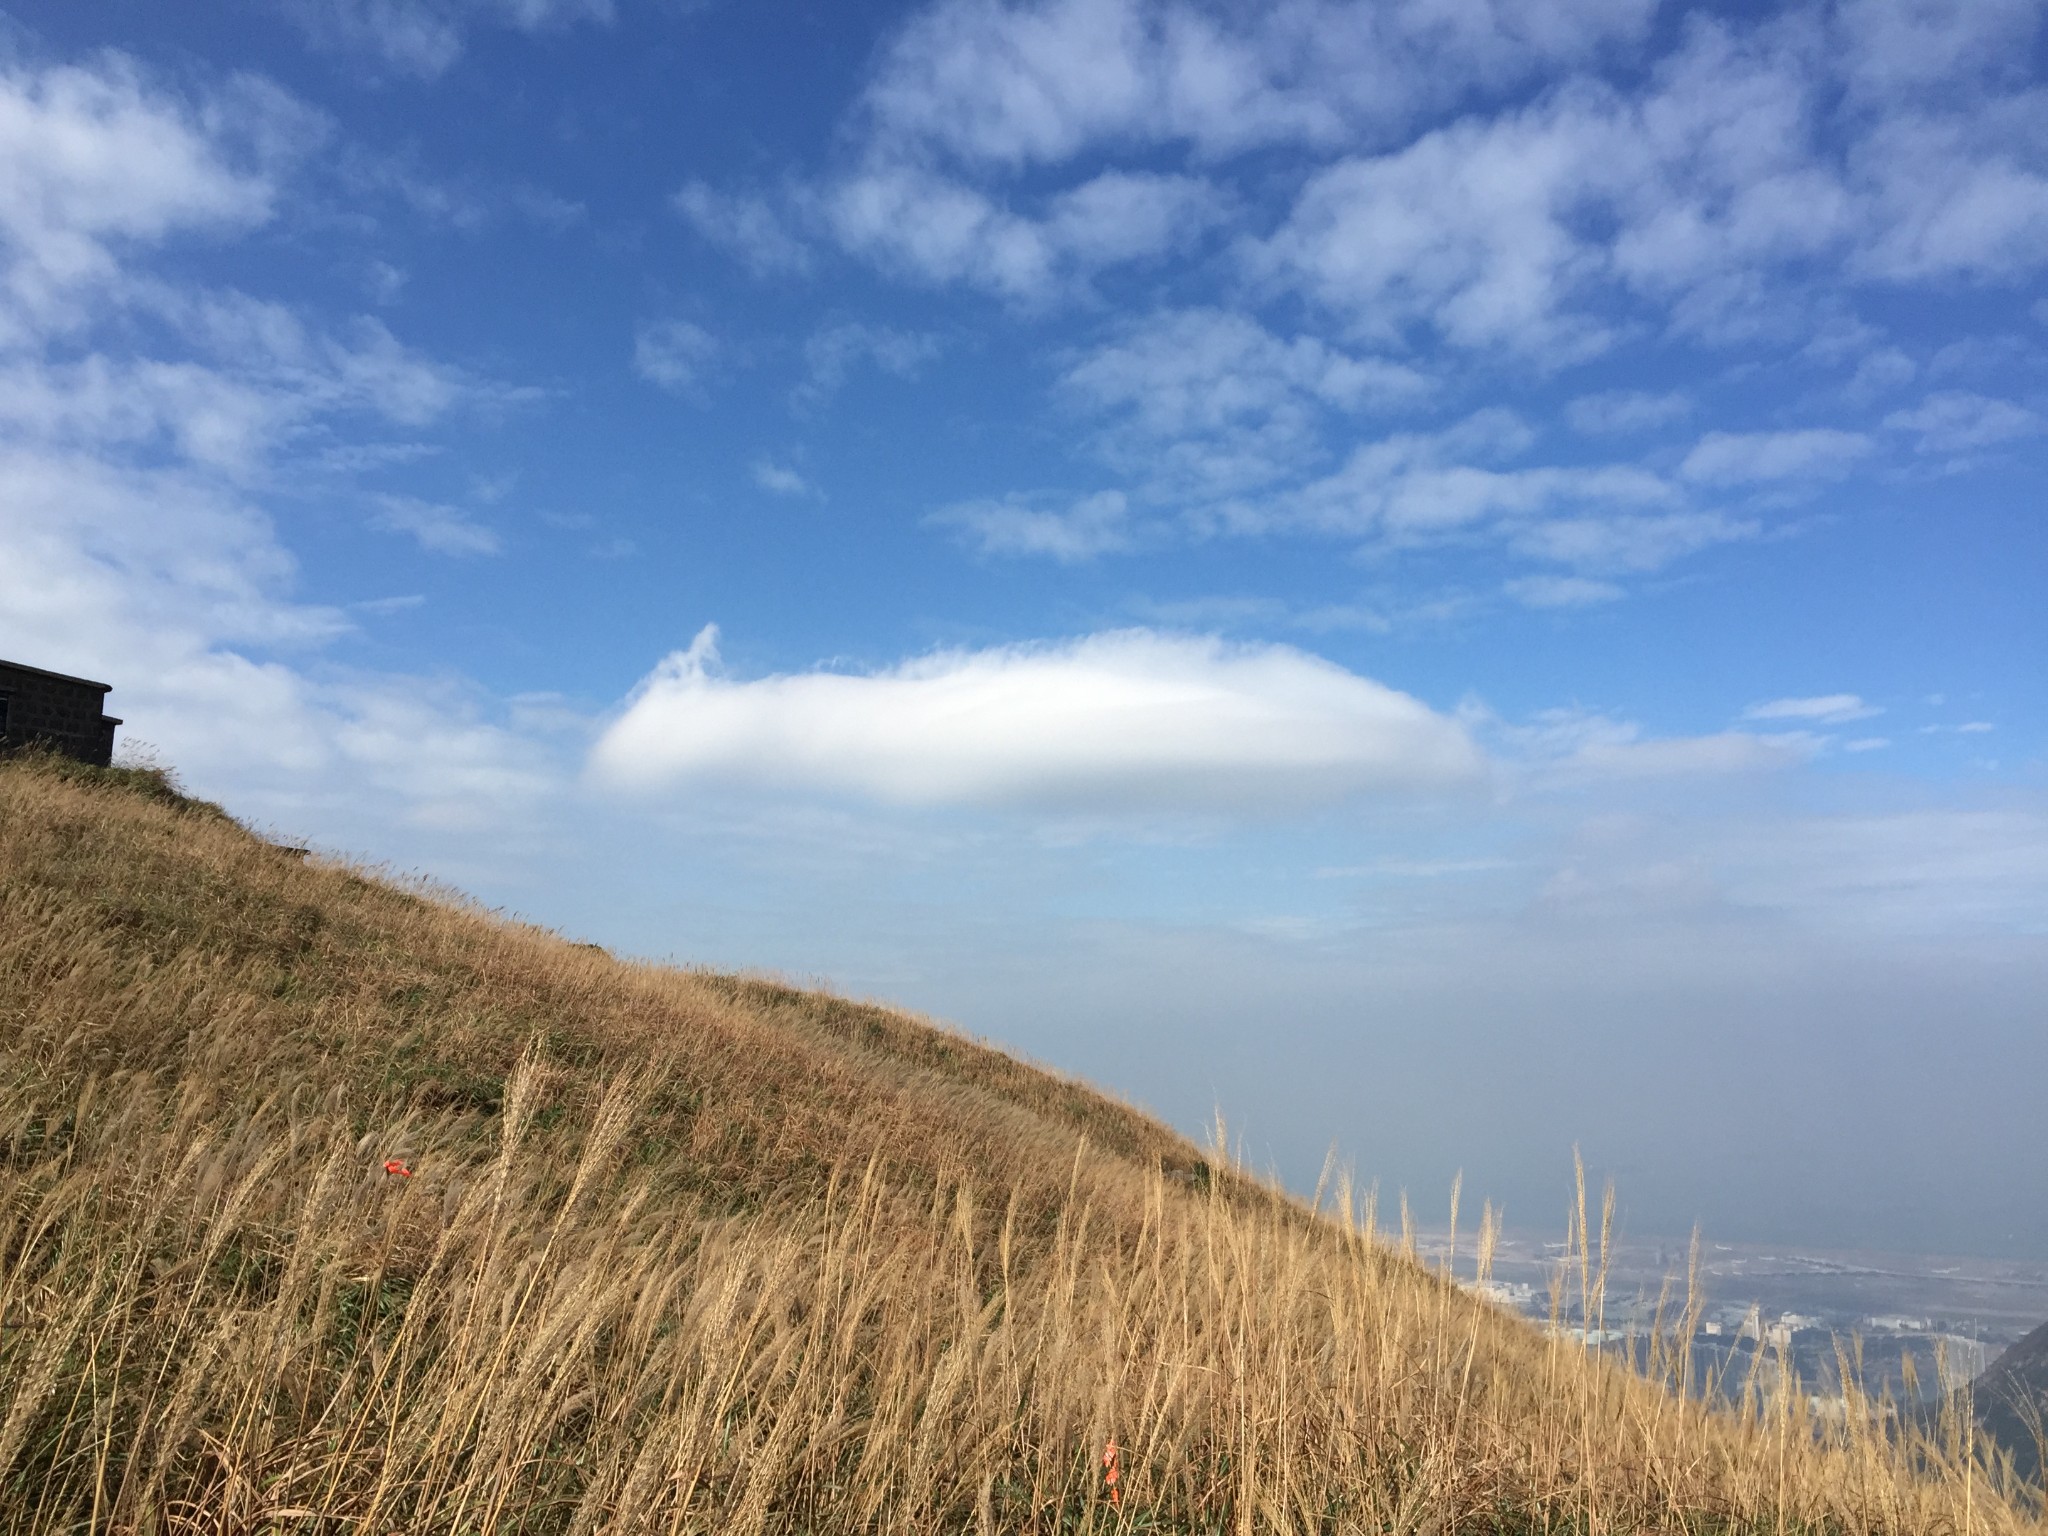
[588,626,1484,811]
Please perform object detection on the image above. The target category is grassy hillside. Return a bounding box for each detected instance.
[0,754,2038,1534]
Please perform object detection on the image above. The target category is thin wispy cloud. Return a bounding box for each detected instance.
[673,181,814,277]
[857,0,1655,167]
[371,494,502,556]
[930,489,1135,562]
[1679,429,1874,487]
[633,318,720,395]
[1062,308,1431,498]
[283,0,615,79]
[1743,695,1883,726]
[797,321,943,407]
[825,165,1226,304]
[1485,704,1823,786]
[1565,389,1690,435]
[752,459,817,497]
[1883,391,2042,454]
[1504,575,1624,610]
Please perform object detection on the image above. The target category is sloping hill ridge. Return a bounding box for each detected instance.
[0,755,2038,1534]
[1977,1320,2048,1482]
[0,755,1210,1221]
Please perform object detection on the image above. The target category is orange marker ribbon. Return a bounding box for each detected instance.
[1102,1439,1121,1507]
[383,1159,414,1178]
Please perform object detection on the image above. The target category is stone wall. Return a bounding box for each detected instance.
[0,660,120,767]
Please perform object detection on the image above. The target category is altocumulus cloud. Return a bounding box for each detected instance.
[589,627,1484,811]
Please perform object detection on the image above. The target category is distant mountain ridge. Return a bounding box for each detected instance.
[1974,1317,2048,1481]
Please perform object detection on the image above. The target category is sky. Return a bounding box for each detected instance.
[0,0,2043,1257]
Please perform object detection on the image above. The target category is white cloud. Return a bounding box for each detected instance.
[0,306,489,478]
[1845,346,1916,399]
[1041,169,1224,263]
[0,448,340,653]
[1247,27,1861,356]
[1124,409,1757,579]
[1679,427,1872,486]
[1247,14,2048,359]
[1603,23,1855,303]
[968,357,1760,584]
[335,143,584,233]
[1850,108,2048,284]
[1062,307,1430,497]
[1509,510,1756,572]
[797,321,943,407]
[825,165,1045,298]
[353,592,424,614]
[288,0,465,77]
[327,314,483,423]
[1743,694,1881,726]
[1843,737,1889,753]
[672,181,814,277]
[1883,390,2043,454]
[858,0,1655,170]
[931,488,1133,562]
[1272,411,1675,542]
[1496,705,1822,783]
[0,59,498,476]
[1123,593,1401,636]
[1252,92,1614,356]
[0,57,315,349]
[364,259,407,304]
[825,163,1221,302]
[752,459,817,497]
[1314,856,1515,881]
[1504,574,1623,609]
[0,447,553,830]
[1835,0,2044,100]
[1565,388,1690,435]
[0,46,558,841]
[729,0,2048,348]
[589,625,1486,811]
[633,318,719,394]
[371,493,502,556]
[860,0,1321,166]
[0,355,283,475]
[283,0,615,79]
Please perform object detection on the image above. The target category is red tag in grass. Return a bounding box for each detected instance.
[1102,1440,1121,1507]
[383,1159,414,1178]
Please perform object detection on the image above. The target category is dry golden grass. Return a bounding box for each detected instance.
[0,753,2038,1534]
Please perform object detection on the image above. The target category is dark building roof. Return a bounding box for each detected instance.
[0,659,114,693]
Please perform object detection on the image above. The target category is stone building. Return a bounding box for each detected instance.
[0,660,121,766]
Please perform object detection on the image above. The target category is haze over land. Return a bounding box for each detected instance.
[0,0,2042,1253]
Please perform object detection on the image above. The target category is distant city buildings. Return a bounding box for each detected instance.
[1409,1226,2038,1419]
[1475,1280,1536,1309]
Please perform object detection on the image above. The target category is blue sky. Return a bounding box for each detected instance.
[1,0,2043,1254]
